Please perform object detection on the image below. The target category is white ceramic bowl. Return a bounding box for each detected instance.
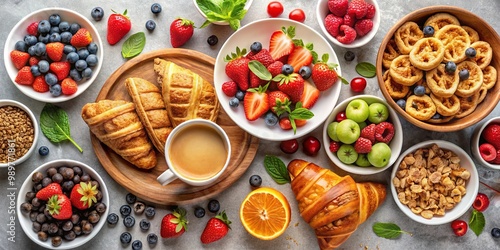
[316,0,380,48]
[390,140,479,225]
[471,116,500,170]
[17,159,109,249]
[322,95,403,175]
[193,0,253,25]
[4,7,103,103]
[0,99,39,168]
[215,18,342,141]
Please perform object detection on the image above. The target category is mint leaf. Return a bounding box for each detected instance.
[248,60,272,81]
[469,210,485,236]
[121,32,146,59]
[373,222,412,239]
[355,62,377,78]
[40,104,83,152]
[264,155,290,184]
[196,0,248,30]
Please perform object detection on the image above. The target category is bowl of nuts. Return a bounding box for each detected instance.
[390,140,479,225]
[16,159,109,249]
[376,6,500,131]
[0,99,39,168]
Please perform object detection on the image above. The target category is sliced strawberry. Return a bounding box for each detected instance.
[243,84,269,121]
[287,40,315,73]
[300,80,320,109]
[269,26,295,60]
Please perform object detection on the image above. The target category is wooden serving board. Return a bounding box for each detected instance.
[90,48,259,205]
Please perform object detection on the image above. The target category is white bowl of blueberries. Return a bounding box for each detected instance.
[4,7,103,103]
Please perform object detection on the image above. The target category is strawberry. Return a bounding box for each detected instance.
[225,47,250,91]
[328,0,349,17]
[200,211,231,244]
[267,60,284,91]
[36,183,63,201]
[46,194,72,220]
[374,121,395,143]
[300,80,320,109]
[243,84,269,121]
[27,22,39,36]
[15,66,35,85]
[249,71,266,88]
[246,48,274,67]
[279,117,293,130]
[221,81,238,97]
[32,76,49,93]
[287,40,314,73]
[311,54,339,91]
[160,208,188,238]
[170,18,195,48]
[276,73,305,102]
[354,19,374,37]
[347,0,368,19]
[269,26,295,60]
[482,123,500,149]
[324,14,344,37]
[70,182,98,210]
[268,90,291,115]
[61,78,78,95]
[70,28,93,47]
[50,61,70,81]
[354,137,372,154]
[10,50,30,70]
[28,56,40,66]
[46,42,65,62]
[336,24,357,44]
[107,10,131,45]
[360,123,376,143]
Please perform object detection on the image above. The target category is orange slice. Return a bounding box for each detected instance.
[239,187,291,240]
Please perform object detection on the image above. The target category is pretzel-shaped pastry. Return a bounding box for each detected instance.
[424,13,460,32]
[383,70,410,99]
[383,39,402,69]
[405,95,436,121]
[409,37,445,70]
[482,65,497,90]
[469,41,493,70]
[455,61,483,97]
[430,93,460,116]
[389,55,424,86]
[462,26,480,43]
[455,91,479,118]
[425,64,459,98]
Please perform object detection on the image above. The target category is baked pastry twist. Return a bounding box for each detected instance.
[287,159,386,250]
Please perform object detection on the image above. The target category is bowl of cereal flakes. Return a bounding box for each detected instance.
[390,140,479,225]
[376,6,500,131]
[0,99,39,168]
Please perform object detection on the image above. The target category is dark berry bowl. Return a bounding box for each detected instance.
[4,8,103,103]
[16,159,109,249]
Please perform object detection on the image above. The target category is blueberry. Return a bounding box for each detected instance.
[91,7,104,21]
[228,97,239,108]
[431,113,442,119]
[147,233,158,245]
[344,51,355,61]
[125,193,137,204]
[281,64,294,75]
[87,42,98,54]
[120,205,132,216]
[123,215,135,228]
[82,67,93,79]
[60,31,72,44]
[38,146,49,156]
[459,69,469,80]
[194,207,205,218]
[264,112,278,126]
[15,41,27,52]
[27,46,36,56]
[120,232,132,244]
[151,3,162,14]
[45,73,58,86]
[413,85,426,96]
[66,52,79,64]
[75,60,88,71]
[38,20,51,34]
[49,33,61,43]
[77,48,90,59]
[58,21,70,32]
[70,69,83,81]
[145,20,156,31]
[24,35,38,46]
[49,84,62,96]
[34,42,46,57]
[38,60,50,73]
[38,34,50,44]
[465,47,477,58]
[207,200,220,213]
[49,14,61,26]
[491,228,500,238]
[249,174,262,187]
[298,66,312,79]
[64,45,76,54]
[31,65,41,77]
[207,35,218,46]
[250,41,262,53]
[106,213,119,225]
[49,26,60,35]
[145,206,155,218]
[70,23,81,34]
[444,61,456,74]
[139,219,150,231]
[396,99,406,109]
[423,25,434,37]
[132,240,142,250]
[235,90,245,101]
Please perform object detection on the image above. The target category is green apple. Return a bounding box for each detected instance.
[368,102,389,124]
[358,121,367,130]
[355,154,372,167]
[336,119,360,144]
[345,99,370,123]
[327,122,340,142]
[337,144,358,164]
[367,142,392,167]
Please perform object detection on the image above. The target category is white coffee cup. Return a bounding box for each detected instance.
[157,119,231,186]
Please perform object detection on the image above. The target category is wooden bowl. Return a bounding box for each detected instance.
[376,6,500,131]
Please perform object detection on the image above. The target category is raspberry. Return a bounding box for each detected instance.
[27,22,39,36]
[365,3,376,19]
[347,0,368,19]
[328,0,349,17]
[61,78,78,95]
[267,61,284,77]
[324,14,344,37]
[343,13,356,27]
[479,143,497,162]
[491,149,500,164]
[221,81,238,97]
[354,137,372,154]
[354,19,374,37]
[374,121,395,143]
[329,141,341,153]
[336,25,357,44]
[32,76,49,93]
[360,123,376,143]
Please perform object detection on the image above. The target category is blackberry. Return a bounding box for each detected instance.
[91,7,104,21]
[344,51,355,61]
[249,175,262,187]
[194,206,206,218]
[207,199,220,213]
[120,232,132,244]
[207,35,218,46]
[120,205,132,217]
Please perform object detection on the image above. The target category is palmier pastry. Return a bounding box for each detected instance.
[409,37,445,70]
[455,61,483,97]
[389,55,424,86]
[405,95,436,121]
[424,13,460,32]
[383,70,410,99]
[455,91,480,118]
[469,41,493,69]
[426,64,459,98]
[435,25,470,63]
[383,39,401,69]
[482,65,497,90]
[394,21,424,55]
[462,26,480,43]
[430,93,460,116]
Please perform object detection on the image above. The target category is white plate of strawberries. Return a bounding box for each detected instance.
[214,18,342,141]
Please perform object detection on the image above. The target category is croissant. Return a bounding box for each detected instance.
[287,159,387,250]
[81,100,157,169]
[125,77,173,154]
[153,58,219,127]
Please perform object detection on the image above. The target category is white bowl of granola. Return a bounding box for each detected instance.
[390,140,479,225]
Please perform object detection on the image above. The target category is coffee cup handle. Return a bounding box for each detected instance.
[157,169,177,186]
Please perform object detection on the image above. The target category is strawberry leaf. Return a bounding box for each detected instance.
[469,210,485,236]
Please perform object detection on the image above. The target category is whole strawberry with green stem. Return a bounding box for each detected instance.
[161,207,188,238]
[201,210,231,244]
[311,53,346,91]
[47,194,73,220]
[170,17,195,48]
[107,9,131,45]
[225,47,250,91]
[36,183,63,201]
[70,182,98,210]
[275,72,305,102]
